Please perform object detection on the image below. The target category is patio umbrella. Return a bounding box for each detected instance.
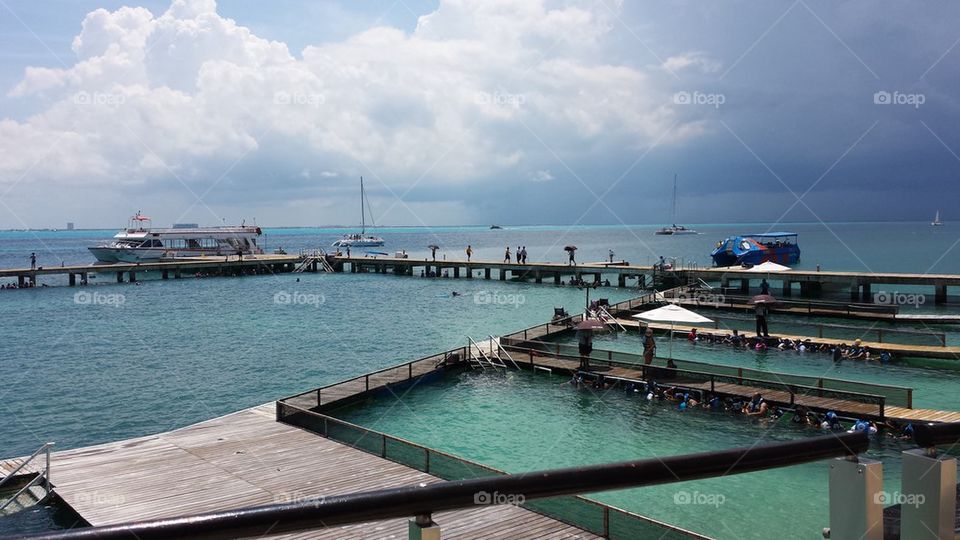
[576,318,607,331]
[633,304,714,359]
[750,294,779,305]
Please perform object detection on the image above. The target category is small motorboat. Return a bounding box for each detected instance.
[711,232,800,266]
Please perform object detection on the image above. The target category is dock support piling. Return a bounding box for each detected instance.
[69,273,76,286]
[900,448,957,539]
[116,272,123,283]
[861,283,872,303]
[500,269,506,281]
[782,281,792,297]
[535,271,542,284]
[554,273,561,285]
[935,284,947,305]
[618,274,626,287]
[162,270,169,280]
[484,268,490,280]
[453,267,460,278]
[740,278,749,294]
[128,271,137,283]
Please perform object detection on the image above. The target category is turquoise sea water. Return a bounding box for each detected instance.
[0,222,959,535]
[334,369,931,540]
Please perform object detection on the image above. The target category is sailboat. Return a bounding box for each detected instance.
[932,210,944,227]
[655,174,698,235]
[332,177,385,247]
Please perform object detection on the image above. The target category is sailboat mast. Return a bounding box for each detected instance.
[672,174,678,225]
[360,176,366,234]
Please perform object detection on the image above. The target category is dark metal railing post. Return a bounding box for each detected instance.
[366,375,370,391]
[424,450,430,473]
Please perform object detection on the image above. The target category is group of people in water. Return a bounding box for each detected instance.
[570,374,915,440]
[684,328,893,363]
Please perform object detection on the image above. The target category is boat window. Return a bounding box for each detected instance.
[187,239,201,249]
[152,239,163,247]
[740,241,751,250]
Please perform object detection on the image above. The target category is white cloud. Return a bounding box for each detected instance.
[529,169,554,182]
[0,0,699,225]
[662,52,721,74]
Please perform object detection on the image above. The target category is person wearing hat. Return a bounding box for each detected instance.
[642,327,656,364]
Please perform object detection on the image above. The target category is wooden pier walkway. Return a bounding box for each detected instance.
[0,254,314,287]
[29,403,601,538]
[615,318,960,360]
[513,351,960,423]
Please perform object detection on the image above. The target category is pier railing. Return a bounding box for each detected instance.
[661,289,901,317]
[278,346,468,411]
[276,401,703,539]
[509,339,913,408]
[502,345,889,418]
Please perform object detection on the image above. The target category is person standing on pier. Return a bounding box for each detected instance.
[430,246,437,261]
[609,250,614,263]
[521,246,527,264]
[568,249,576,265]
[755,303,770,337]
[643,328,656,364]
[517,246,521,263]
[504,246,511,263]
[30,252,36,269]
[466,245,472,261]
[578,327,594,369]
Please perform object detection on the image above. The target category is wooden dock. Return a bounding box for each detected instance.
[616,318,960,360]
[29,403,602,538]
[0,254,315,287]
[510,350,960,423]
[332,255,960,304]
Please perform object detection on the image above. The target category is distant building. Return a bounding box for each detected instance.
[66,222,75,230]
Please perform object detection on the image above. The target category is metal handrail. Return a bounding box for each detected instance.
[0,442,53,512]
[596,306,627,332]
[467,336,505,369]
[16,431,868,540]
[488,335,520,370]
[912,421,960,448]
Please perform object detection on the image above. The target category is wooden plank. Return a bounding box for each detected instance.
[17,403,601,539]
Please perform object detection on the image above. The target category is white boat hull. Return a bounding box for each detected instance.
[332,238,384,248]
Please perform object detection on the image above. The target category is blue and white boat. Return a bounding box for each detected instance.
[711,232,800,267]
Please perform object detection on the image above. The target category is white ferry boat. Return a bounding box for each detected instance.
[88,212,264,263]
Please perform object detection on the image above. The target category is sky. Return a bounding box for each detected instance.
[0,0,959,229]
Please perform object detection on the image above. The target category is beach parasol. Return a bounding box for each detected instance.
[576,318,607,331]
[633,304,713,358]
[750,294,779,305]
[564,245,577,251]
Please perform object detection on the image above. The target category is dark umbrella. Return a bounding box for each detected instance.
[576,318,607,331]
[564,245,577,252]
[750,294,779,305]
[427,244,440,250]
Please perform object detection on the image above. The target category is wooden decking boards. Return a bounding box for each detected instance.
[19,403,600,539]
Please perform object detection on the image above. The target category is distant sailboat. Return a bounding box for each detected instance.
[655,174,698,235]
[332,177,385,247]
[932,210,944,226]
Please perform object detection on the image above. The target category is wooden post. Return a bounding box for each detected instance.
[174,268,182,279]
[861,283,871,302]
[618,274,626,287]
[935,284,947,305]
[740,278,749,293]
[535,271,542,284]
[162,270,169,280]
[129,271,137,283]
[116,271,123,283]
[554,273,561,285]
[782,281,791,297]
[484,268,491,279]
[68,273,76,286]
[500,269,506,281]
[453,266,460,278]
[850,283,860,302]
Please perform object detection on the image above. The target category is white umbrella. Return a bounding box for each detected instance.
[633,304,714,358]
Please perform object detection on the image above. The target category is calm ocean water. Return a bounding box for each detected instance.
[0,222,958,535]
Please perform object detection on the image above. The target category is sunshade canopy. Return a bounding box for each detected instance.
[632,304,714,325]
